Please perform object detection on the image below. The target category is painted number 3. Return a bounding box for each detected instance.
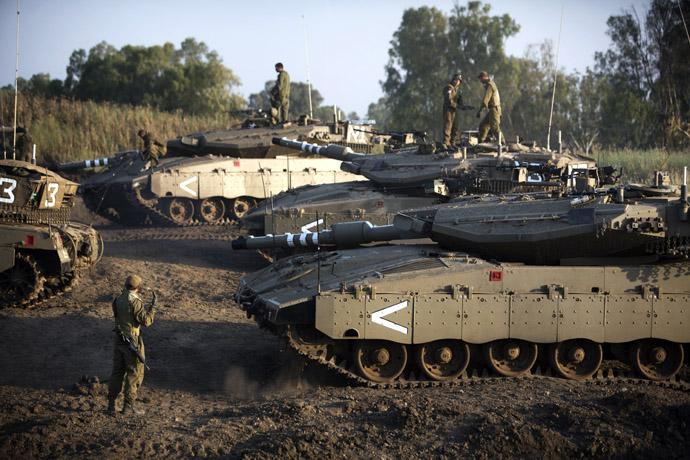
[0,177,17,204]
[44,182,59,207]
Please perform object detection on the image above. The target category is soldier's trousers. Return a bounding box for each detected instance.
[107,339,145,406]
[478,107,503,143]
[442,108,458,147]
[278,102,289,123]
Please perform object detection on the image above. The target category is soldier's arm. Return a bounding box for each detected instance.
[444,87,456,108]
[132,297,156,327]
[482,85,493,109]
[278,72,289,97]
[153,138,164,148]
[456,92,464,107]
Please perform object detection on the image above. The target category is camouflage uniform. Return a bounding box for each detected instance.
[141,133,166,165]
[270,69,290,123]
[107,286,156,408]
[478,78,503,143]
[442,81,463,148]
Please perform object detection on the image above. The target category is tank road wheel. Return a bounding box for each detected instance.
[196,197,226,224]
[231,197,256,220]
[163,198,194,225]
[548,339,602,380]
[482,339,538,377]
[415,340,470,381]
[353,340,407,383]
[0,254,43,307]
[628,339,684,381]
[285,324,330,358]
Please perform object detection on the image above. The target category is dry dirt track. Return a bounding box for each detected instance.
[1,200,689,459]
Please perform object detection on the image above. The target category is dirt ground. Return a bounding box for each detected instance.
[1,199,689,460]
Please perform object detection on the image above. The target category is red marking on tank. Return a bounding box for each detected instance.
[376,200,384,208]
[25,235,35,247]
[234,160,240,167]
[490,271,502,281]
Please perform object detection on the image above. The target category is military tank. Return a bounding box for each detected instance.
[58,116,397,226]
[232,170,689,384]
[241,137,618,237]
[1,159,103,308]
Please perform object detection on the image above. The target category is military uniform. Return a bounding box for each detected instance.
[107,280,157,412]
[270,69,290,123]
[141,132,166,165]
[442,81,463,148]
[478,78,503,143]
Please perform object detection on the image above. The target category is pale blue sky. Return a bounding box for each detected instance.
[1,0,646,117]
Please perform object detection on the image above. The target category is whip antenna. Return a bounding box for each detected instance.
[547,3,564,151]
[13,0,20,159]
[302,15,313,119]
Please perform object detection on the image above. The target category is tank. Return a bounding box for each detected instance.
[0,159,103,308]
[58,116,399,226]
[233,172,690,384]
[241,137,618,237]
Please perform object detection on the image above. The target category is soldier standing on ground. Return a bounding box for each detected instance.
[442,73,464,149]
[107,275,158,415]
[476,71,504,144]
[270,63,290,124]
[137,129,166,166]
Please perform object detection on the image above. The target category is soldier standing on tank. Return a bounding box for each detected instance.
[137,129,166,166]
[107,275,158,415]
[476,71,504,144]
[442,73,464,150]
[270,63,290,124]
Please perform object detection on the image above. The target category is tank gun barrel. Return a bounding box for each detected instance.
[271,137,367,161]
[232,216,428,250]
[56,150,139,171]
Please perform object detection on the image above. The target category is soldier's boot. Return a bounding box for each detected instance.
[106,400,116,412]
[122,404,145,415]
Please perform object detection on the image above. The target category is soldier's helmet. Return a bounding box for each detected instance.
[125,275,142,290]
[452,73,462,82]
[137,129,146,137]
[477,71,489,79]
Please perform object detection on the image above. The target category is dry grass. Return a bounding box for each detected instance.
[594,149,690,184]
[0,92,240,165]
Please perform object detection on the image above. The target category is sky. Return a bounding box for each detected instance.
[0,0,648,118]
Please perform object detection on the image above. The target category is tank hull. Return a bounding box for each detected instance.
[236,245,689,383]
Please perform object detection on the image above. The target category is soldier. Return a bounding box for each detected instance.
[137,129,166,166]
[107,275,158,415]
[476,71,504,144]
[442,73,464,149]
[270,62,290,124]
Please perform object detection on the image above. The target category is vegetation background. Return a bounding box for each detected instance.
[1,0,687,183]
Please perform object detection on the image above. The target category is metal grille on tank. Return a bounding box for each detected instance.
[379,258,447,275]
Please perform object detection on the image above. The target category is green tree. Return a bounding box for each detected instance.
[382,2,519,140]
[66,38,244,116]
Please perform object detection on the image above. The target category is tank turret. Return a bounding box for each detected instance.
[1,159,103,308]
[241,138,618,237]
[234,172,689,385]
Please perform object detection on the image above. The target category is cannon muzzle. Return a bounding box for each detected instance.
[232,216,428,251]
[56,150,139,171]
[271,137,366,161]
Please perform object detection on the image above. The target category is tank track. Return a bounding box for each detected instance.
[1,268,77,309]
[273,326,690,392]
[100,227,240,243]
[124,189,238,227]
[81,187,128,225]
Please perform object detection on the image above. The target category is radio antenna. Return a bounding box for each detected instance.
[302,15,314,119]
[13,0,21,160]
[546,3,564,151]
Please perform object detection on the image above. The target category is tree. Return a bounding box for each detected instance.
[382,2,519,140]
[64,38,245,116]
